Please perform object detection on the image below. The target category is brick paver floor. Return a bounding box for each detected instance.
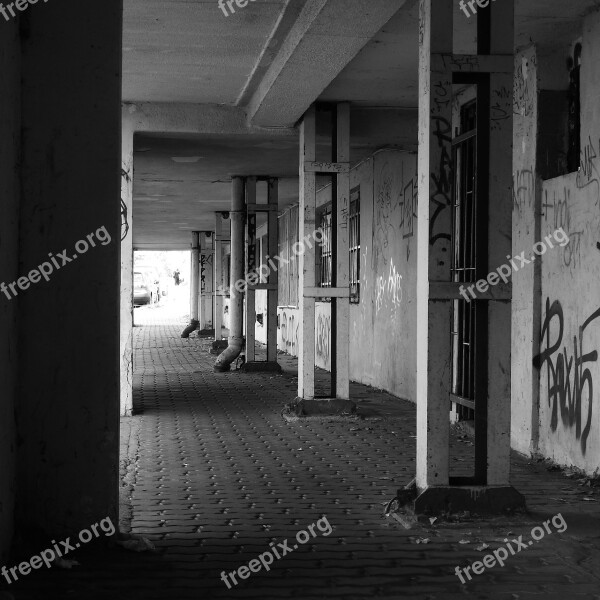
[6,304,600,600]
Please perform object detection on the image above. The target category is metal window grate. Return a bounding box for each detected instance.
[451,100,477,422]
[317,204,333,290]
[349,187,360,303]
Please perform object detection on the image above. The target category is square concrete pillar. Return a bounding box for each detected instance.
[413,0,524,514]
[18,0,122,535]
[291,103,354,417]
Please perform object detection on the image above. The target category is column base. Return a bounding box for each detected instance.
[180,319,199,338]
[391,479,526,521]
[240,361,282,374]
[284,397,357,419]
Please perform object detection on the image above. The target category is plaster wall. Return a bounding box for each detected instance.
[535,10,600,474]
[0,19,20,563]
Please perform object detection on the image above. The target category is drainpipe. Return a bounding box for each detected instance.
[214,177,245,371]
[181,231,200,338]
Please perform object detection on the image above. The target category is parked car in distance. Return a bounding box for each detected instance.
[134,271,160,306]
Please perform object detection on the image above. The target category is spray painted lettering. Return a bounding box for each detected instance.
[534,298,600,455]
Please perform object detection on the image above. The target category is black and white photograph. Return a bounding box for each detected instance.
[1,1,600,598]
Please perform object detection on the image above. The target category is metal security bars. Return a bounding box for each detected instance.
[317,204,333,290]
[349,187,360,303]
[451,100,477,421]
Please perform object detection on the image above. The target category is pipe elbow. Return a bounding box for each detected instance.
[213,337,244,372]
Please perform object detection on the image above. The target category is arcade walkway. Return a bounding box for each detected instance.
[5,306,600,600]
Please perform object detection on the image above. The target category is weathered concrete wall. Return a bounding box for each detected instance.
[121,116,134,417]
[511,45,540,456]
[277,149,418,401]
[535,10,600,474]
[538,174,599,473]
[18,0,122,534]
[0,18,20,563]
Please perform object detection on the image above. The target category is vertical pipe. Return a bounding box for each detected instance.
[214,177,246,371]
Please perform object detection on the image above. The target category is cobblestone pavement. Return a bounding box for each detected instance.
[5,305,600,600]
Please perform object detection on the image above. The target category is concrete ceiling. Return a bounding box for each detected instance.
[132,108,417,249]
[125,0,600,250]
[123,0,296,104]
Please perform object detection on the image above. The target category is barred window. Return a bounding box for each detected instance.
[316,204,332,289]
[349,186,360,303]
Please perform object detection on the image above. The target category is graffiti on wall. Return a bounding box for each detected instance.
[121,165,131,241]
[375,257,403,318]
[542,185,583,270]
[534,298,600,455]
[576,135,600,204]
[316,313,331,365]
[429,77,453,250]
[373,164,397,269]
[400,163,418,261]
[512,168,535,214]
[200,254,213,292]
[514,54,536,117]
[280,310,299,355]
[491,85,511,131]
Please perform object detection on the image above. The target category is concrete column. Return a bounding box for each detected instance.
[266,179,279,364]
[291,104,353,415]
[214,214,225,342]
[200,232,214,333]
[416,0,454,492]
[333,103,351,400]
[412,0,523,514]
[214,178,246,371]
[240,177,281,373]
[484,0,515,487]
[120,114,134,417]
[182,232,200,338]
[298,107,317,400]
[18,0,122,534]
[245,177,257,363]
[0,18,19,562]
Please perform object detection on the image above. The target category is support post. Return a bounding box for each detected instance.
[410,0,524,515]
[213,214,225,343]
[199,231,214,335]
[181,232,200,338]
[298,106,317,401]
[240,177,282,373]
[245,177,257,364]
[289,103,354,417]
[266,178,279,363]
[214,177,246,371]
[333,103,351,400]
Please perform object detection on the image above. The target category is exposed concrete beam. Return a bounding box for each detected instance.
[247,0,408,128]
[123,102,296,136]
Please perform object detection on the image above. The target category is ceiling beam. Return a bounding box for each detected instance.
[246,0,408,128]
